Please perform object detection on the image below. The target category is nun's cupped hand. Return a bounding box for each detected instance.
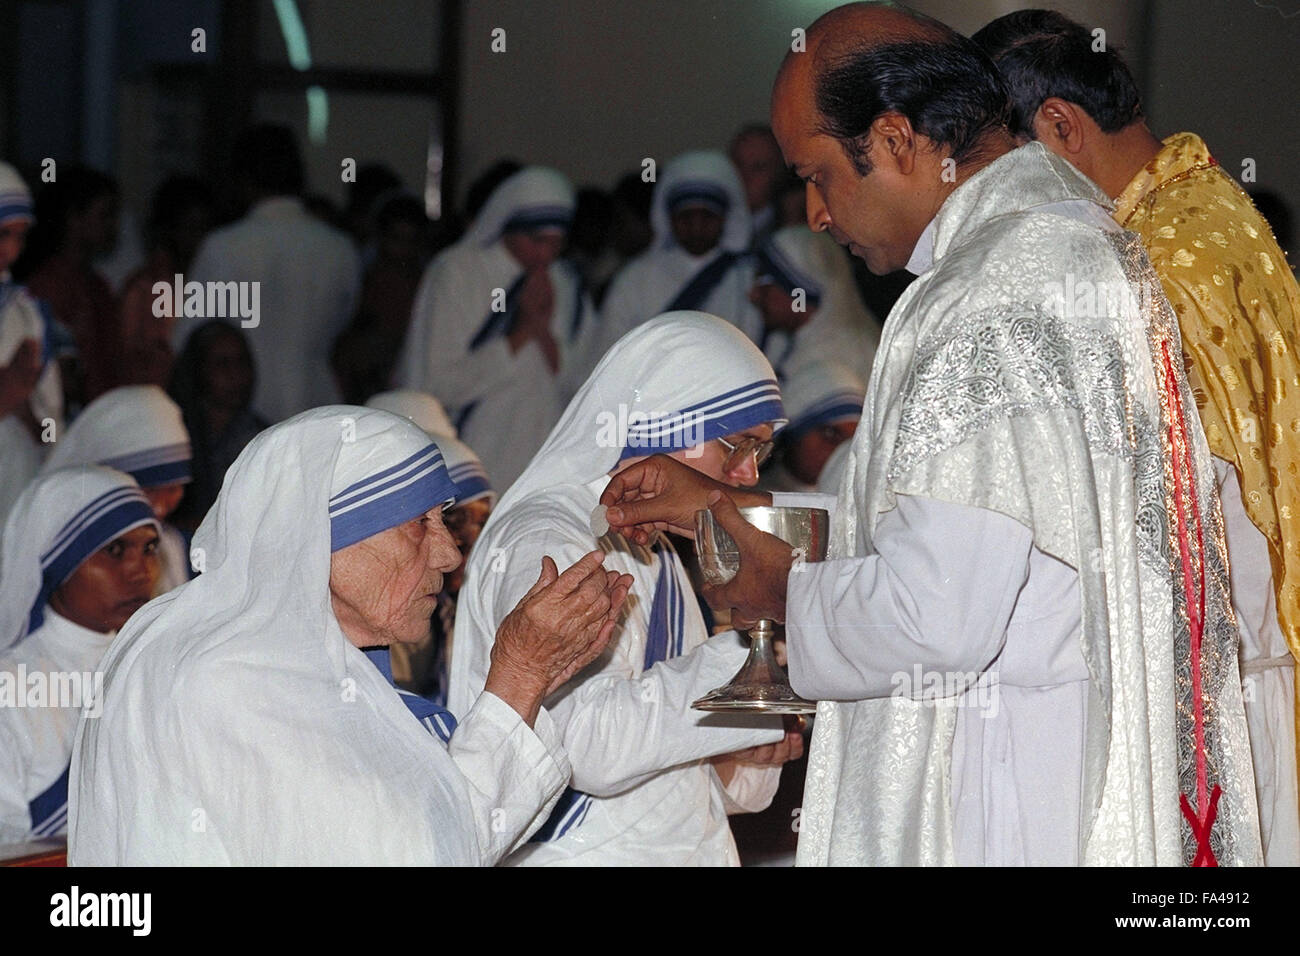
[599,454,728,545]
[485,550,633,727]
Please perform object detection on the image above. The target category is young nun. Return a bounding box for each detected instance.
[450,311,798,866]
[597,151,758,355]
[760,359,866,495]
[0,466,159,844]
[397,166,601,490]
[42,385,193,594]
[367,388,496,703]
[70,406,629,865]
[750,226,880,383]
[0,162,63,526]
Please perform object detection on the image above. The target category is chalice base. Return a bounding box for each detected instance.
[692,625,817,714]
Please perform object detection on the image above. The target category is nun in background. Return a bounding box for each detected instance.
[42,385,193,594]
[750,226,880,382]
[397,166,601,490]
[759,360,866,495]
[451,311,803,867]
[598,152,758,357]
[69,406,631,865]
[0,466,159,845]
[0,162,63,527]
[367,389,496,704]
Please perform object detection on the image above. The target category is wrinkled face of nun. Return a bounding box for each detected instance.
[329,506,463,648]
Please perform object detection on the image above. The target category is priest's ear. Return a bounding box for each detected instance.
[1030,97,1089,155]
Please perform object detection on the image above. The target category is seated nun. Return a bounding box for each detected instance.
[759,360,866,494]
[397,166,602,489]
[598,151,759,356]
[750,226,879,382]
[0,466,159,845]
[367,389,496,703]
[68,406,631,865]
[450,311,802,866]
[42,385,193,594]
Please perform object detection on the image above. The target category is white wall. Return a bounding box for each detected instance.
[457,0,1296,227]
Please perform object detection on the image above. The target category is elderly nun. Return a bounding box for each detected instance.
[68,406,631,865]
[367,389,496,703]
[397,167,602,490]
[750,226,879,383]
[451,311,803,866]
[42,385,193,594]
[0,466,159,845]
[598,152,758,356]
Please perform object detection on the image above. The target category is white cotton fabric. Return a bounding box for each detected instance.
[69,406,571,865]
[397,168,600,491]
[179,197,362,424]
[599,152,760,355]
[42,386,190,481]
[41,385,192,594]
[793,144,1262,867]
[450,311,787,865]
[366,389,457,440]
[0,466,156,843]
[0,284,61,529]
[757,227,880,382]
[1216,459,1300,865]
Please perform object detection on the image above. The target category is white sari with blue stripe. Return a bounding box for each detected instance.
[452,312,789,866]
[0,468,156,845]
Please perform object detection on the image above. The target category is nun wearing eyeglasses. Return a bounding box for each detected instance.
[750,227,880,383]
[597,152,759,358]
[68,406,632,865]
[41,385,194,595]
[397,167,601,490]
[450,312,801,866]
[0,466,159,845]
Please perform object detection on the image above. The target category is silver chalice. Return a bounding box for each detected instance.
[692,505,828,714]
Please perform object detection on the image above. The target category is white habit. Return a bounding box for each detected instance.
[70,407,570,865]
[451,312,788,865]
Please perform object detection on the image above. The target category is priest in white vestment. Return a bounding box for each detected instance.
[600,4,1262,866]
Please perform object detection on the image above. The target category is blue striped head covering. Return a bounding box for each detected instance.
[364,391,495,507]
[43,386,192,488]
[651,151,751,253]
[0,162,33,226]
[755,234,825,309]
[464,166,575,247]
[665,180,730,218]
[488,311,785,519]
[781,360,866,437]
[329,426,460,552]
[0,467,157,648]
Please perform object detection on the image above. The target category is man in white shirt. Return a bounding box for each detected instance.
[180,125,361,424]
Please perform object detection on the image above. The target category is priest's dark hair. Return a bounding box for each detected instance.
[232,123,304,197]
[971,9,1144,140]
[813,29,1011,175]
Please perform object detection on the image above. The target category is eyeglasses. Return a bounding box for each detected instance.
[715,434,775,472]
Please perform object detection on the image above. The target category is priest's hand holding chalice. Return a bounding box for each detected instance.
[599,454,826,715]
